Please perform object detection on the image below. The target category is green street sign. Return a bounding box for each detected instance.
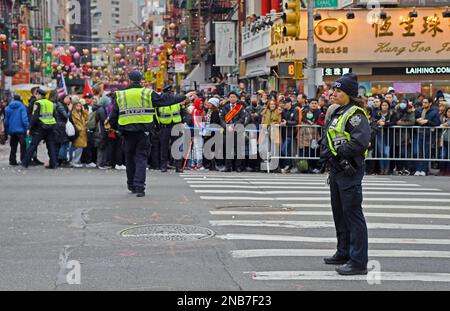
[43,29,52,76]
[43,28,52,42]
[315,0,339,8]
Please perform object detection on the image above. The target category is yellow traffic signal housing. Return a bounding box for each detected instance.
[294,60,304,80]
[282,0,301,39]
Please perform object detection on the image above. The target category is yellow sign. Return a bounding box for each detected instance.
[268,8,450,67]
[156,70,164,89]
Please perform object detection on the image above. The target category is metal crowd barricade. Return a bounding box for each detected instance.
[267,125,450,169]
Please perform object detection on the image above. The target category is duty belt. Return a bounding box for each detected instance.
[119,108,156,116]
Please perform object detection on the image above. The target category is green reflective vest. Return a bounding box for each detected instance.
[326,104,369,158]
[116,88,155,126]
[157,103,182,125]
[37,99,56,125]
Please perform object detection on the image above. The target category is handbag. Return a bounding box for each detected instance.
[65,120,76,137]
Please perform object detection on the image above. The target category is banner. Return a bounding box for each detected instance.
[214,22,237,66]
[13,24,30,85]
[43,28,53,76]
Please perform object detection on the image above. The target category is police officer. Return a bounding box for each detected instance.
[157,100,184,173]
[21,88,58,169]
[320,73,371,276]
[109,71,195,197]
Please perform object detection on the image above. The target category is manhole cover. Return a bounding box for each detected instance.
[119,224,216,241]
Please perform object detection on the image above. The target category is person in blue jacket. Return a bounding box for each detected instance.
[4,95,30,166]
[413,97,441,176]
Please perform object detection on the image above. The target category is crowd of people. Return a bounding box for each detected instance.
[0,82,449,176]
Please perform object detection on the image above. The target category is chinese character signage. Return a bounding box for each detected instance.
[268,8,450,67]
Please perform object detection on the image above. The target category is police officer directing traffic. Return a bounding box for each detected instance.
[320,73,371,276]
[22,88,58,169]
[109,71,196,197]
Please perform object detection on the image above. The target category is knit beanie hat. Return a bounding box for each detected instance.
[208,98,220,107]
[99,96,111,108]
[333,73,359,98]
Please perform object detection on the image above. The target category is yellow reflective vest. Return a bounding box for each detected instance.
[157,103,182,125]
[116,88,155,126]
[37,99,56,125]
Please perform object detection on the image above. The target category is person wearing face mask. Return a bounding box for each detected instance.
[301,99,321,173]
[392,99,416,175]
[319,73,371,276]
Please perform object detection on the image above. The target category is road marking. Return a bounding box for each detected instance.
[231,249,450,259]
[210,211,450,219]
[201,196,450,203]
[189,185,442,191]
[248,271,450,282]
[196,190,450,196]
[282,204,450,211]
[183,177,403,182]
[209,220,450,230]
[216,234,450,245]
[189,181,419,186]
[180,174,393,181]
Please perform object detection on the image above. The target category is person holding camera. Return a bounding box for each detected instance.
[319,73,371,276]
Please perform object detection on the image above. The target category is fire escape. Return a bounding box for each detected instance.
[184,0,236,68]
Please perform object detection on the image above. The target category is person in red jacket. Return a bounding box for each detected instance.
[192,98,206,171]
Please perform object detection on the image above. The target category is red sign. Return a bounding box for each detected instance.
[13,24,30,85]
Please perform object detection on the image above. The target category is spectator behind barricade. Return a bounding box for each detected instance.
[192,98,206,171]
[438,100,449,124]
[55,94,72,167]
[374,101,395,175]
[204,98,221,171]
[95,96,111,169]
[435,90,445,106]
[384,92,397,110]
[439,107,450,176]
[387,87,399,103]
[413,97,441,176]
[295,93,307,110]
[318,96,328,110]
[280,97,299,174]
[298,99,321,174]
[69,99,88,168]
[259,99,282,170]
[392,99,416,176]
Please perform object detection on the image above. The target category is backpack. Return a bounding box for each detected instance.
[86,110,98,131]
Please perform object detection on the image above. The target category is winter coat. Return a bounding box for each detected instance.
[54,101,70,144]
[259,108,282,145]
[297,108,321,149]
[71,107,89,148]
[392,105,416,146]
[5,101,29,135]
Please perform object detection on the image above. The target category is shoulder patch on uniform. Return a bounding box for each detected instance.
[33,104,39,113]
[349,114,362,127]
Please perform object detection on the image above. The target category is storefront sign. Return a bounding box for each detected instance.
[13,24,30,85]
[393,82,422,94]
[245,56,271,78]
[315,0,339,9]
[322,67,352,76]
[372,66,450,75]
[268,8,450,67]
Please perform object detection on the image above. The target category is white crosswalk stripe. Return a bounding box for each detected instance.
[181,173,450,284]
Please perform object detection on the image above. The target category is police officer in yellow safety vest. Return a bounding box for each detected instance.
[109,71,196,197]
[157,101,184,173]
[21,88,58,169]
[319,73,371,276]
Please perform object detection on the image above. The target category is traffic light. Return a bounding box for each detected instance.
[282,0,301,39]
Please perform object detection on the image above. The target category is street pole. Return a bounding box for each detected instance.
[306,0,316,99]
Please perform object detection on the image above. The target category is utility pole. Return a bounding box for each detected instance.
[306,0,316,99]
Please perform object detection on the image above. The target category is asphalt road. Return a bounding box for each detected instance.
[0,144,449,291]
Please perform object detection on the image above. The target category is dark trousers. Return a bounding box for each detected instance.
[329,166,368,269]
[108,136,125,167]
[124,132,150,193]
[9,134,26,164]
[22,128,57,168]
[160,125,182,170]
[224,132,244,171]
[149,129,160,169]
[81,131,97,164]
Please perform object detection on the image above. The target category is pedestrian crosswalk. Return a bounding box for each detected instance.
[181,173,450,286]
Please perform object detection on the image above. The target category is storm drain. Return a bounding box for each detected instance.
[119,224,216,242]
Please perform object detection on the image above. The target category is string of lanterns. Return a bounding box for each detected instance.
[0,34,188,84]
